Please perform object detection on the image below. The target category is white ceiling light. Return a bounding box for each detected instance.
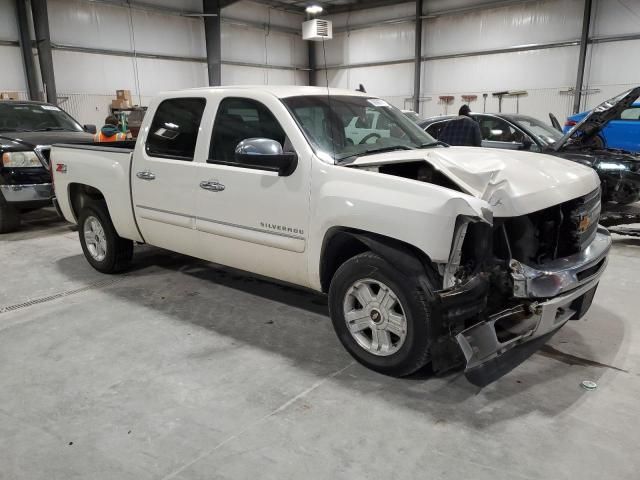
[306,4,323,14]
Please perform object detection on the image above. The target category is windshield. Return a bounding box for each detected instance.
[510,115,563,146]
[282,95,437,162]
[0,103,83,132]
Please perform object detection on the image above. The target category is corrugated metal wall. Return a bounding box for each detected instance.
[0,0,306,125]
[316,0,640,123]
[1,0,639,126]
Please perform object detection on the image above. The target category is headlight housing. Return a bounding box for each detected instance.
[598,161,628,171]
[1,151,43,168]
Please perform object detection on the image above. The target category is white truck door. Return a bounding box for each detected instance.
[131,97,207,257]
[193,94,312,287]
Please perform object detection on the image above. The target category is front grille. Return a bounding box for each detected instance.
[503,188,601,265]
[559,187,601,256]
[36,146,51,169]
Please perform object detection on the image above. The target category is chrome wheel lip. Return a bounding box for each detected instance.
[342,278,408,357]
[83,215,107,262]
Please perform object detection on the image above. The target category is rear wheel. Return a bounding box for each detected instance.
[0,204,20,233]
[78,202,133,273]
[328,252,434,377]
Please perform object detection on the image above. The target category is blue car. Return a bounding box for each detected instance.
[565,101,640,152]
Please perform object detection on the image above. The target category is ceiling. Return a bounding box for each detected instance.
[251,0,410,14]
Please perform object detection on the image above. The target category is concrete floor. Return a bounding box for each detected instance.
[1,209,639,480]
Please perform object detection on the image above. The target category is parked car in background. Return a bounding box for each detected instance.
[0,100,94,232]
[51,86,610,386]
[565,101,640,153]
[420,87,640,204]
[401,110,421,123]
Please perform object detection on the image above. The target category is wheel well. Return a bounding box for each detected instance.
[320,228,437,293]
[69,183,106,221]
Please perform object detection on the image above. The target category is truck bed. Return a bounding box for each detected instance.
[51,142,143,243]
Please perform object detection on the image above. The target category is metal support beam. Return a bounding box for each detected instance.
[31,0,57,104]
[203,0,222,86]
[573,0,592,114]
[15,0,41,100]
[413,0,423,113]
[308,42,317,86]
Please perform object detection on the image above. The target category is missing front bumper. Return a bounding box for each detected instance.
[440,228,610,387]
[456,273,602,387]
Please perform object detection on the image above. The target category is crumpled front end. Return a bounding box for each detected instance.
[432,188,611,386]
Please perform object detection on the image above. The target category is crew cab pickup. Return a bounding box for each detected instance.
[51,86,611,386]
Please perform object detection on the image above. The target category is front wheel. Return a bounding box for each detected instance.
[0,204,20,233]
[328,252,434,377]
[78,202,133,273]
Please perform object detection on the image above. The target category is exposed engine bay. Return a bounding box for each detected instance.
[354,159,610,385]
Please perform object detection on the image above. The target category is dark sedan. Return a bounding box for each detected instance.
[420,88,640,204]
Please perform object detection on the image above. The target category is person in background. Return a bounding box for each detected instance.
[438,104,482,147]
[94,115,126,142]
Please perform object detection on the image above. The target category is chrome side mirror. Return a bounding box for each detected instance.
[234,138,297,176]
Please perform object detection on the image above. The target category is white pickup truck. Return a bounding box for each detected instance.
[51,86,611,385]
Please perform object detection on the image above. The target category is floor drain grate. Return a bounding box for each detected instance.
[0,276,127,315]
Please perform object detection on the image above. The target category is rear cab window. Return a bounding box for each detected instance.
[145,97,206,161]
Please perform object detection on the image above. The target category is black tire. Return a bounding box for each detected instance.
[328,251,434,377]
[78,202,133,273]
[0,204,20,233]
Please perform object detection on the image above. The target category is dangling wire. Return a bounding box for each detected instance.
[264,8,271,85]
[127,0,142,106]
[322,39,337,162]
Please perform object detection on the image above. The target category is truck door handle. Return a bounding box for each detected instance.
[200,180,225,192]
[136,170,156,181]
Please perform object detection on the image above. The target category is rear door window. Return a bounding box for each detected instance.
[146,97,206,161]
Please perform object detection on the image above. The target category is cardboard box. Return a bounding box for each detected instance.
[0,91,20,100]
[116,89,132,101]
[111,98,131,109]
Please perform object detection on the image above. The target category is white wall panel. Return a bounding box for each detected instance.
[129,9,205,57]
[135,57,208,94]
[318,63,414,109]
[328,2,414,29]
[319,23,415,66]
[52,50,138,95]
[221,65,307,86]
[222,24,306,67]
[424,0,584,56]
[423,46,579,92]
[52,50,206,97]
[0,0,19,41]
[582,38,640,111]
[0,46,28,91]
[48,0,205,58]
[141,0,202,13]
[591,0,640,37]
[223,1,303,29]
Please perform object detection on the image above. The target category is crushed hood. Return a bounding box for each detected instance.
[348,146,600,217]
[553,86,640,152]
